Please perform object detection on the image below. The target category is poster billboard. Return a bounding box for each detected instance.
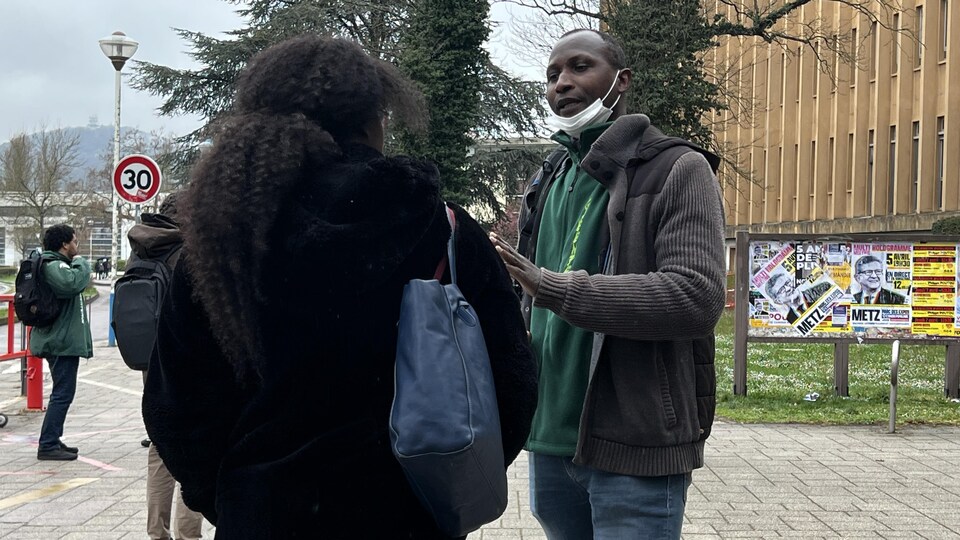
[748,240,960,338]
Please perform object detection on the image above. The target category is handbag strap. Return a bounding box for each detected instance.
[432,204,457,283]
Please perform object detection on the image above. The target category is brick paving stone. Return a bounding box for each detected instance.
[2,324,960,538]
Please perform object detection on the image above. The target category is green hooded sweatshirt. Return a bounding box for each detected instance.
[526,123,612,456]
[28,252,93,359]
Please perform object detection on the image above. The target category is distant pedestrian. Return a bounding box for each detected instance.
[142,35,537,539]
[125,192,204,540]
[31,223,93,461]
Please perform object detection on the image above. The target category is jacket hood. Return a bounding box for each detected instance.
[41,250,70,263]
[272,143,443,291]
[128,214,181,259]
[593,114,721,173]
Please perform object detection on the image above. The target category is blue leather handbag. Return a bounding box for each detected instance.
[389,205,508,537]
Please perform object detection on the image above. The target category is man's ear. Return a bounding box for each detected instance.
[616,68,632,93]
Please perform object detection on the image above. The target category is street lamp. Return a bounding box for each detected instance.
[100,31,137,348]
[87,219,95,259]
[98,31,138,281]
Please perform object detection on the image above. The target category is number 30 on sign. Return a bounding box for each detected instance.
[113,154,162,204]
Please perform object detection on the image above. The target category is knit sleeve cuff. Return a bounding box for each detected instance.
[533,268,568,311]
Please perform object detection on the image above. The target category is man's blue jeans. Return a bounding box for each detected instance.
[38,356,80,452]
[529,452,691,540]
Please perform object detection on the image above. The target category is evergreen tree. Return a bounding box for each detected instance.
[398,0,489,208]
[606,0,719,147]
[131,0,545,220]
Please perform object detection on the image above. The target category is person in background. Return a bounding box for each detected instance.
[127,192,205,540]
[142,35,537,539]
[32,224,93,461]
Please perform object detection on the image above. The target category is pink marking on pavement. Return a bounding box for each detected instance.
[76,455,123,472]
[65,426,142,438]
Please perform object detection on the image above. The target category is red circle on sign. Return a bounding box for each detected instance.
[113,154,163,204]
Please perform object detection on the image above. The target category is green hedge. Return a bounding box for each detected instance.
[932,216,960,235]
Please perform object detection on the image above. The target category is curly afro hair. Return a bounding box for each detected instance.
[180,35,427,377]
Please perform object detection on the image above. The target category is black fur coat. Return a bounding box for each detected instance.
[142,144,538,539]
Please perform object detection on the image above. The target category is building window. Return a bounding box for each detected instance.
[917,6,925,67]
[868,129,875,215]
[847,133,855,191]
[850,28,859,85]
[762,149,768,214]
[794,143,800,205]
[813,43,820,97]
[937,116,945,209]
[780,53,787,106]
[796,47,802,101]
[810,141,817,200]
[828,137,836,195]
[940,0,949,61]
[893,13,901,74]
[870,21,879,78]
[912,121,921,211]
[778,146,784,217]
[889,126,897,213]
[832,34,840,92]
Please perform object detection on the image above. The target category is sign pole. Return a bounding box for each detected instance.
[108,70,121,347]
[110,154,163,348]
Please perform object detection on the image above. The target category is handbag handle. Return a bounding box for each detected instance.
[432,204,457,283]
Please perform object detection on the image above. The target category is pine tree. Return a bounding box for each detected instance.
[131,0,545,220]
[398,0,490,208]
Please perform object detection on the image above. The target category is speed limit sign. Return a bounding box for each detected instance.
[113,154,162,204]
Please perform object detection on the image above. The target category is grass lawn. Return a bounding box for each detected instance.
[0,285,99,323]
[715,309,960,425]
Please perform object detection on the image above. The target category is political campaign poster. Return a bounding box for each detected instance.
[750,242,844,336]
[747,239,960,339]
[849,243,912,329]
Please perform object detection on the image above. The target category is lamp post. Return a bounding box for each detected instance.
[99,31,138,348]
[87,219,95,259]
[98,31,138,281]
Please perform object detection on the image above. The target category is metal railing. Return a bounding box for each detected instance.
[0,294,45,428]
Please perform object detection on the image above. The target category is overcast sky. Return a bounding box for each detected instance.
[0,1,541,144]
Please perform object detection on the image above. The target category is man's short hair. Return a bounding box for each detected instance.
[43,224,75,252]
[855,255,883,274]
[559,28,627,69]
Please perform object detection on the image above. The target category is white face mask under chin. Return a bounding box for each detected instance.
[545,70,622,138]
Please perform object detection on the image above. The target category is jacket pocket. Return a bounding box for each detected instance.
[655,354,677,428]
[587,341,689,445]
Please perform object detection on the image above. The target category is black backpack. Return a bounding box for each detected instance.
[111,245,181,371]
[14,252,62,328]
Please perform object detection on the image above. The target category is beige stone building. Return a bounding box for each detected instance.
[711,0,960,256]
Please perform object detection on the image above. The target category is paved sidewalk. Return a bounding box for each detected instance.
[2,342,960,539]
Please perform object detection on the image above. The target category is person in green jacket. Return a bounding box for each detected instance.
[30,223,93,461]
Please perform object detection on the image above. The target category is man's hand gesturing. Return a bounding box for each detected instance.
[489,232,542,297]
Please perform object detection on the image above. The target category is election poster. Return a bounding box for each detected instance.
[747,239,959,339]
[849,243,912,329]
[750,242,844,336]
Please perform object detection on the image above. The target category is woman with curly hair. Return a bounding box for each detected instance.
[142,35,538,539]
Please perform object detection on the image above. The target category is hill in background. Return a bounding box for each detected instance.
[0,122,145,186]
